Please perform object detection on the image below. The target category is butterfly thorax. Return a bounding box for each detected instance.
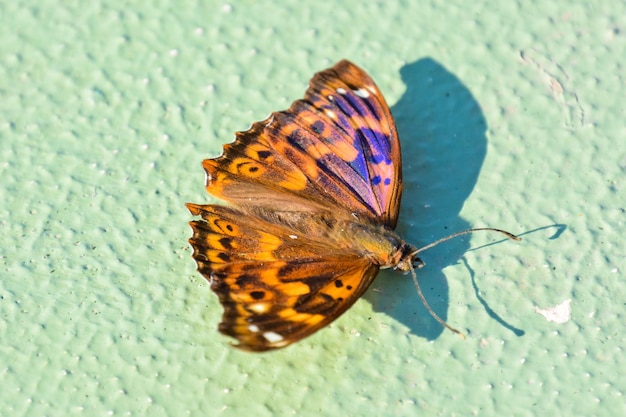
[306,214,422,273]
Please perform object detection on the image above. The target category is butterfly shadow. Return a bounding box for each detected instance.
[364,58,502,341]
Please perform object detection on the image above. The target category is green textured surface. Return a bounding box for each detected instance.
[1,0,624,415]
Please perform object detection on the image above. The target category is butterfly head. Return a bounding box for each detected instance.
[393,243,425,273]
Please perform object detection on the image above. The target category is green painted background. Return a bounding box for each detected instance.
[1,1,624,415]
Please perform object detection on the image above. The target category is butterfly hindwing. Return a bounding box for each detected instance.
[187,203,380,351]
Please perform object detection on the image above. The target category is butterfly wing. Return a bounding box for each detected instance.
[301,60,402,227]
[187,203,379,351]
[204,60,402,228]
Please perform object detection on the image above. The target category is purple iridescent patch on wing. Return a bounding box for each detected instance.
[280,60,402,226]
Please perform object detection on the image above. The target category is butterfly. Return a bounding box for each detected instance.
[187,60,519,351]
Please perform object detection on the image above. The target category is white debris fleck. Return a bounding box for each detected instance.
[535,299,571,324]
[289,235,298,239]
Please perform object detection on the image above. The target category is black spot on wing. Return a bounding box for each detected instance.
[219,237,233,249]
[250,291,265,300]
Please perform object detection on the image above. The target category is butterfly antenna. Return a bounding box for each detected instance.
[409,228,520,339]
[409,263,466,339]
[415,228,521,255]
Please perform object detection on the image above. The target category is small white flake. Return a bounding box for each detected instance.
[535,299,572,324]
[263,331,284,343]
[289,235,298,239]
[354,88,370,98]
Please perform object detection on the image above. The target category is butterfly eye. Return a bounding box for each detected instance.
[412,257,425,269]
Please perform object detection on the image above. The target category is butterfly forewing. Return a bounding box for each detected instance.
[203,60,402,225]
[303,60,402,227]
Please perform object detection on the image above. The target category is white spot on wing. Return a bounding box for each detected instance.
[249,302,269,314]
[289,235,298,239]
[354,88,370,98]
[325,109,336,119]
[248,324,260,333]
[263,331,284,343]
[535,299,571,324]
[336,87,347,94]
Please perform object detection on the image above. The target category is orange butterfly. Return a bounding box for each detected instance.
[187,60,519,351]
